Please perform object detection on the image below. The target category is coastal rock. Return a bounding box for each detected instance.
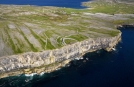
[0,33,121,78]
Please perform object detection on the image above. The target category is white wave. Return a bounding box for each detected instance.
[75,57,80,60]
[75,57,83,60]
[40,72,45,76]
[56,68,61,71]
[25,73,37,77]
[80,57,83,59]
[25,79,30,82]
[112,48,116,51]
[65,64,70,67]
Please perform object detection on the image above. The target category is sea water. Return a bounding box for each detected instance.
[0,0,89,9]
[0,26,134,87]
[0,0,134,87]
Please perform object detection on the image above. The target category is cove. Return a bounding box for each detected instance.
[0,27,134,87]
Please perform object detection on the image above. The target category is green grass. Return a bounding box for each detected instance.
[112,20,125,25]
[112,19,134,25]
[46,39,55,49]
[29,29,46,50]
[56,37,63,47]
[83,2,134,14]
[4,27,16,53]
[59,8,89,14]
[18,28,38,52]
[0,4,127,56]
[69,34,88,41]
[89,28,120,36]
[45,30,54,38]
[27,15,49,21]
[64,39,76,44]
[14,36,24,53]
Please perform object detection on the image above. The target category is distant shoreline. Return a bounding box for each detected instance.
[0,0,134,79]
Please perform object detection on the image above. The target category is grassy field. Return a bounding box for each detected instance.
[0,1,133,57]
[83,0,134,14]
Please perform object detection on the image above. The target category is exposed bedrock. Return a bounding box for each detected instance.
[0,32,121,78]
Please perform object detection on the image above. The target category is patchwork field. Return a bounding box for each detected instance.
[0,0,134,57]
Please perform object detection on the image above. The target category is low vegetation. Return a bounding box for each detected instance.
[82,0,134,14]
[0,0,134,57]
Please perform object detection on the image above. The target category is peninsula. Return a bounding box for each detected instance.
[0,0,134,78]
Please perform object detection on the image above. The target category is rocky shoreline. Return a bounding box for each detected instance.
[117,24,134,29]
[1,0,134,79]
[0,32,121,79]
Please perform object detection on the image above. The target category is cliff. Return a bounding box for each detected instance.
[0,1,134,78]
[0,33,121,78]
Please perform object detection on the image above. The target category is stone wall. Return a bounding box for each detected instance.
[0,32,121,78]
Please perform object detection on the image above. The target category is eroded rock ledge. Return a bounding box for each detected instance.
[0,32,121,78]
[0,0,133,79]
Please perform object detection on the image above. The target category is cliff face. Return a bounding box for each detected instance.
[0,32,121,78]
[0,0,133,79]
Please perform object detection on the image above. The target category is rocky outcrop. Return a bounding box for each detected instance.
[0,32,121,78]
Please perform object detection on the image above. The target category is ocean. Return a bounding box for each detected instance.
[0,0,88,8]
[0,0,134,87]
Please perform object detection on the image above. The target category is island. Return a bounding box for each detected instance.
[0,0,134,78]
